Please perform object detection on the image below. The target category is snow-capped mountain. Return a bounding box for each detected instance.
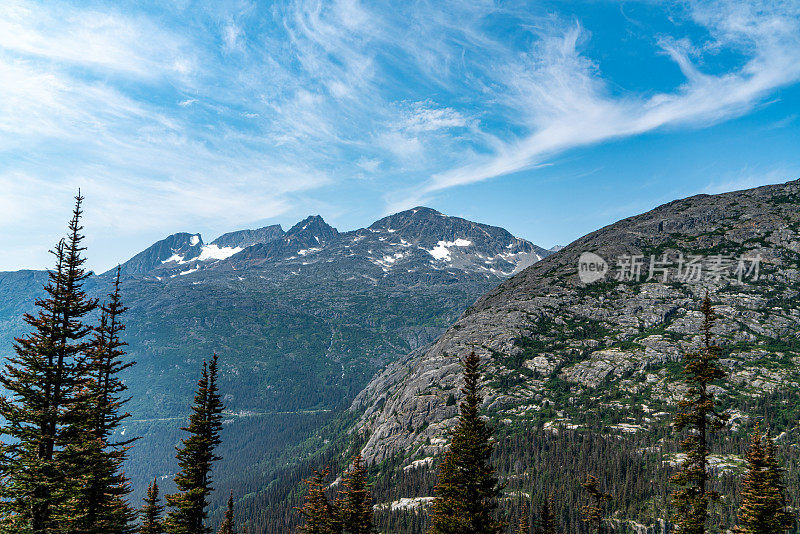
[117,232,205,275]
[120,207,550,280]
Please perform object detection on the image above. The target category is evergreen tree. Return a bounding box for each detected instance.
[734,429,792,534]
[165,354,225,534]
[297,469,339,534]
[0,193,98,533]
[763,433,793,532]
[516,500,529,534]
[671,295,728,534]
[74,266,137,533]
[429,351,503,534]
[217,493,236,534]
[536,495,557,534]
[141,479,165,534]
[580,475,611,534]
[339,454,373,534]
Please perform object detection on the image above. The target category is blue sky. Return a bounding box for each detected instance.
[1,0,799,272]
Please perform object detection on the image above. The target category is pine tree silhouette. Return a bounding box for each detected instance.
[671,295,728,534]
[0,193,99,532]
[75,266,137,532]
[581,475,611,534]
[734,428,792,534]
[141,478,165,534]
[165,354,225,534]
[297,468,340,534]
[217,493,236,534]
[429,351,503,534]
[339,454,373,534]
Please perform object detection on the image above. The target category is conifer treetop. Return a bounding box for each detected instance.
[734,426,793,534]
[0,192,101,532]
[671,294,729,534]
[428,351,503,534]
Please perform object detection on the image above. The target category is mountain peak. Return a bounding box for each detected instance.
[116,232,203,276]
[286,216,338,244]
[288,215,331,231]
[408,206,443,216]
[286,215,339,239]
[367,207,443,231]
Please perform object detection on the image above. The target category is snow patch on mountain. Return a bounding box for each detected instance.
[197,244,242,261]
[162,253,187,264]
[382,252,405,264]
[427,238,473,261]
[190,235,200,246]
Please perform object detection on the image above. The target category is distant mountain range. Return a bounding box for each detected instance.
[0,206,551,512]
[115,206,550,280]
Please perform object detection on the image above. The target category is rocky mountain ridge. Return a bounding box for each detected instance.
[352,179,800,467]
[122,206,549,281]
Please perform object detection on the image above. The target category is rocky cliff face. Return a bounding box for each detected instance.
[210,224,285,249]
[118,232,205,275]
[353,179,800,464]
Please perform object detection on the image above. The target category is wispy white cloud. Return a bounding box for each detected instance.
[222,22,244,52]
[392,1,800,206]
[0,53,160,146]
[400,103,469,133]
[356,157,381,173]
[0,0,194,79]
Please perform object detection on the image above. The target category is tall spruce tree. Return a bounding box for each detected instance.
[762,432,793,532]
[734,428,792,534]
[165,354,225,534]
[580,475,611,534]
[74,266,137,533]
[339,454,373,534]
[536,494,557,534]
[297,469,340,534]
[0,193,98,533]
[671,295,728,534]
[141,479,165,534]
[217,493,236,534]
[429,351,503,534]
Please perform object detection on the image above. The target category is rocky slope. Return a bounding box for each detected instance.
[353,179,800,467]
